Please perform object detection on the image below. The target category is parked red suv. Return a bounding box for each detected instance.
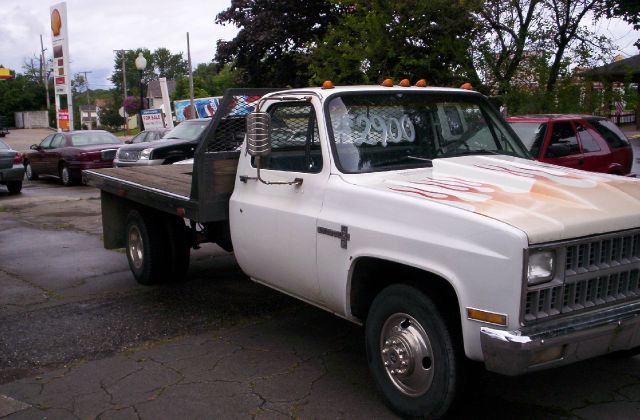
[507,115,633,175]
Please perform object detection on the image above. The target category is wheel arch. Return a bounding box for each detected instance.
[349,257,462,337]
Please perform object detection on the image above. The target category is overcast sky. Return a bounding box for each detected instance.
[0,0,239,89]
[1,0,638,91]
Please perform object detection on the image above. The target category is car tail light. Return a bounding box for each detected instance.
[78,151,101,161]
[14,152,22,164]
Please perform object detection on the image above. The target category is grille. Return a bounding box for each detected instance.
[117,150,141,162]
[524,230,640,323]
[101,149,117,161]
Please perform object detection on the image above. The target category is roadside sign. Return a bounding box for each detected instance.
[57,109,70,130]
[141,109,165,129]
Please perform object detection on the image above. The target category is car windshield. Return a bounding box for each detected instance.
[71,132,120,146]
[508,121,547,157]
[327,93,529,173]
[163,121,209,140]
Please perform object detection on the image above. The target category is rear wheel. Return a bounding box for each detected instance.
[25,161,38,180]
[125,210,169,285]
[366,284,461,419]
[6,180,22,194]
[60,164,76,186]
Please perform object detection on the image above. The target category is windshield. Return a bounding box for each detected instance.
[164,121,209,140]
[70,132,120,146]
[327,93,529,173]
[508,122,547,157]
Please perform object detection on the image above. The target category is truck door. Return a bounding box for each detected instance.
[230,100,327,303]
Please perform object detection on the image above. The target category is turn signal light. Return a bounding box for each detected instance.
[415,79,427,87]
[381,79,394,87]
[460,82,473,90]
[322,80,335,89]
[467,308,507,326]
[399,79,410,87]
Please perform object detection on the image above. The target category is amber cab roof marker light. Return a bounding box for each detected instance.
[381,79,394,87]
[415,79,428,87]
[322,80,335,89]
[399,79,411,87]
[460,82,473,90]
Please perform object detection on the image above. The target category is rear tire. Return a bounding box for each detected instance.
[6,180,22,194]
[60,164,75,186]
[366,284,461,419]
[25,161,38,181]
[125,210,169,285]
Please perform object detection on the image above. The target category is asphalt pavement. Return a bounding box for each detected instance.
[1,128,640,419]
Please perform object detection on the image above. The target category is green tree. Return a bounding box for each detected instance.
[215,0,339,87]
[110,48,187,97]
[309,0,479,87]
[605,0,640,47]
[0,74,46,121]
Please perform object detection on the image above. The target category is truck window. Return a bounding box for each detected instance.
[326,93,528,174]
[255,102,322,173]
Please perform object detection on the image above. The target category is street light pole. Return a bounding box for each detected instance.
[134,52,147,132]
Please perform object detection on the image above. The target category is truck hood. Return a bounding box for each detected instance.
[340,155,640,244]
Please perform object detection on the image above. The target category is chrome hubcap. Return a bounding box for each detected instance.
[380,313,434,396]
[62,167,69,183]
[128,225,144,269]
[26,164,32,178]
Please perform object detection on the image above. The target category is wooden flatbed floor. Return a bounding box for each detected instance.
[87,165,193,198]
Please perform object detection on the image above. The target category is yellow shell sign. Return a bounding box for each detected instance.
[51,9,61,37]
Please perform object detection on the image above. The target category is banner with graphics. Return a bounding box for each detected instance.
[50,3,71,97]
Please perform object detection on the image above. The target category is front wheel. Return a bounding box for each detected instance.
[366,284,460,419]
[25,162,38,180]
[6,180,22,194]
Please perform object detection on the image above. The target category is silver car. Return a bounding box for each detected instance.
[0,139,25,194]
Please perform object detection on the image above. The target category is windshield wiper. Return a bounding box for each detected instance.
[437,149,504,158]
[407,156,433,163]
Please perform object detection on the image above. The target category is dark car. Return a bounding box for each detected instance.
[0,139,25,194]
[507,115,633,175]
[113,119,209,167]
[24,130,122,186]
[124,128,170,144]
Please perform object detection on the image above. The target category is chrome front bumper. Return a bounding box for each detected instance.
[480,302,640,375]
[113,158,164,167]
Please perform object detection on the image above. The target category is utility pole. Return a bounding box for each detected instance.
[77,71,93,129]
[40,34,50,110]
[187,32,194,111]
[114,49,132,135]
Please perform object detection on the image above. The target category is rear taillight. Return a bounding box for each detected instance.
[14,152,22,164]
[78,152,101,161]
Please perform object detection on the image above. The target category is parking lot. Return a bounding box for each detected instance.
[1,128,640,419]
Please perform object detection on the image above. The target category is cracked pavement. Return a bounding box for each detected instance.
[2,129,640,419]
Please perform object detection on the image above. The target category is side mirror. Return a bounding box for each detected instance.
[246,112,272,156]
[124,140,132,144]
[30,144,40,151]
[545,143,571,158]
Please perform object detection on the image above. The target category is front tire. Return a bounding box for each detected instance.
[25,161,38,180]
[125,210,169,285]
[6,180,22,194]
[366,284,460,419]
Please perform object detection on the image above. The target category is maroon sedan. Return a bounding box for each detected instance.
[507,115,633,175]
[24,130,122,186]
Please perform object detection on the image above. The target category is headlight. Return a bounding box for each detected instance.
[527,250,555,285]
[140,148,153,160]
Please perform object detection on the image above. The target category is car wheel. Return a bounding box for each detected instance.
[25,161,38,180]
[60,164,75,186]
[125,210,169,285]
[366,284,461,419]
[6,180,22,194]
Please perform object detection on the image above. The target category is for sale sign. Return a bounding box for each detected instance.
[57,109,69,130]
[141,109,165,129]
